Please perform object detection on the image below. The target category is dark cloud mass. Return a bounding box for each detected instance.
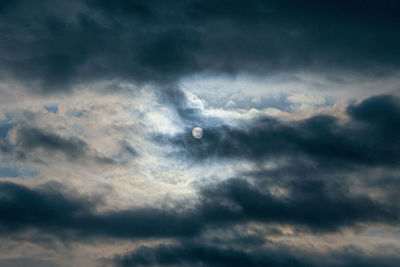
[114,241,400,267]
[114,242,307,267]
[15,127,115,164]
[0,172,399,264]
[0,0,399,92]
[0,172,398,238]
[172,95,400,167]
[0,181,201,238]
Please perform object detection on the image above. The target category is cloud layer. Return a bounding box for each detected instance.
[0,0,399,93]
[1,0,400,266]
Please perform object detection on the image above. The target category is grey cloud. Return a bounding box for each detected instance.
[113,242,307,267]
[0,181,201,239]
[170,95,400,168]
[0,139,11,154]
[0,172,398,239]
[113,241,400,267]
[0,0,399,92]
[15,127,115,164]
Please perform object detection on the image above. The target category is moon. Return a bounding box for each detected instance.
[192,126,204,139]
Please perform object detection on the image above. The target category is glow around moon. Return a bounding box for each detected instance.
[192,127,204,139]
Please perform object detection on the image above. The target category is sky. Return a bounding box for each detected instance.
[0,0,400,266]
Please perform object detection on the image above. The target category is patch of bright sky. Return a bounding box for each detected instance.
[180,72,400,113]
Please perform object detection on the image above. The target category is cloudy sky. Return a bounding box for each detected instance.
[0,0,400,266]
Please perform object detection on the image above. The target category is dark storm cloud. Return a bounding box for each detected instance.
[1,0,400,92]
[171,95,400,167]
[198,177,399,232]
[0,172,398,239]
[114,242,307,267]
[113,241,400,267]
[15,127,115,164]
[0,181,201,238]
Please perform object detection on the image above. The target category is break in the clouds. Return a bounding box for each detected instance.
[0,1,400,266]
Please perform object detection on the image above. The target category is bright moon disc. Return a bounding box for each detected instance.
[192,127,204,139]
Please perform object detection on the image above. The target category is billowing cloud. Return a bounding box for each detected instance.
[0,0,399,93]
[170,95,400,167]
[113,241,400,267]
[0,168,398,238]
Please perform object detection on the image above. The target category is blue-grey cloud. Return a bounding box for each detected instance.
[170,95,400,167]
[0,0,399,92]
[0,171,398,239]
[113,240,400,267]
[15,127,115,164]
